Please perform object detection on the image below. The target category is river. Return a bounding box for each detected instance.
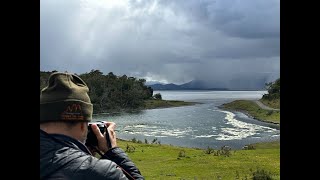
[93,90,280,149]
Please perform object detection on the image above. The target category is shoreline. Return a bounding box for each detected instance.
[218,105,280,126]
[116,137,280,150]
[219,100,280,125]
[94,100,279,150]
[93,99,200,115]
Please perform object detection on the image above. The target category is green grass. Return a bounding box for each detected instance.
[260,99,280,109]
[115,139,280,180]
[144,99,197,109]
[221,100,280,124]
[252,141,280,149]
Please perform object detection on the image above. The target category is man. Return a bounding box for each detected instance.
[40,72,144,180]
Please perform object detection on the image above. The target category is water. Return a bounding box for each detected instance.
[93,90,280,149]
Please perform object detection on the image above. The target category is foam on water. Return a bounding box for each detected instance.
[95,91,279,149]
[120,110,278,141]
[121,124,193,138]
[215,110,277,140]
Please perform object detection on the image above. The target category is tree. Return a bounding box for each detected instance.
[153,93,162,100]
[41,70,153,113]
[263,78,280,100]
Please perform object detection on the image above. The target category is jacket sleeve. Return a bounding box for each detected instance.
[69,153,128,180]
[102,147,144,180]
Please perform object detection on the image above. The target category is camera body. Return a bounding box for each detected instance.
[86,121,106,147]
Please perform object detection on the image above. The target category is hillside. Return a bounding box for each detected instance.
[149,80,228,90]
[220,78,280,124]
[221,100,280,124]
[148,77,270,90]
[261,78,280,109]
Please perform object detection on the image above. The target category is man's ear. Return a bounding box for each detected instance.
[80,122,87,131]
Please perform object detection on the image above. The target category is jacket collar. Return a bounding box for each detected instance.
[40,129,92,155]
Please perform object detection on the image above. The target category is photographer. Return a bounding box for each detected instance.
[40,72,144,180]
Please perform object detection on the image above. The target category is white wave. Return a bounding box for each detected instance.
[215,110,277,141]
[122,125,194,138]
[135,125,147,128]
[176,136,185,138]
[194,134,216,138]
[154,135,168,138]
[266,130,275,132]
[123,124,158,130]
[128,132,137,135]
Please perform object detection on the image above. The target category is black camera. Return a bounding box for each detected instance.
[85,121,107,147]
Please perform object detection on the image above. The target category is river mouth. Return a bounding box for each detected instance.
[93,106,279,149]
[93,90,280,149]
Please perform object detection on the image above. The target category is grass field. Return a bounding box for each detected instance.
[116,139,280,180]
[221,100,280,124]
[260,99,280,109]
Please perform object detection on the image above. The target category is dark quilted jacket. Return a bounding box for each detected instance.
[40,129,144,180]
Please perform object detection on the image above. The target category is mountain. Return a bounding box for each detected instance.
[145,81,165,86]
[148,83,182,90]
[148,80,228,90]
[148,77,269,90]
[179,80,210,89]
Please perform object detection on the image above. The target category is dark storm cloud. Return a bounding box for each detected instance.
[41,0,280,88]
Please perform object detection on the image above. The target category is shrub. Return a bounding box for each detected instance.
[131,137,137,143]
[153,93,162,100]
[125,144,136,153]
[266,110,273,116]
[178,150,186,157]
[204,146,215,154]
[252,168,273,180]
[243,145,256,150]
[220,145,232,157]
[151,138,158,144]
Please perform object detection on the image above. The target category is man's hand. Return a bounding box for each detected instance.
[87,146,97,156]
[91,122,118,153]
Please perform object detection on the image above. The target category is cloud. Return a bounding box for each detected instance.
[41,0,280,88]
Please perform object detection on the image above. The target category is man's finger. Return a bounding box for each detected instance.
[91,124,104,139]
[105,122,116,130]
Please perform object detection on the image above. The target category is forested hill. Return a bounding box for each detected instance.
[262,78,280,100]
[260,78,280,109]
[40,70,154,113]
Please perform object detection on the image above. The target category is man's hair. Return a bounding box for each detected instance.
[40,120,88,130]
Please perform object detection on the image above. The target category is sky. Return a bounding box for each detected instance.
[41,0,280,89]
